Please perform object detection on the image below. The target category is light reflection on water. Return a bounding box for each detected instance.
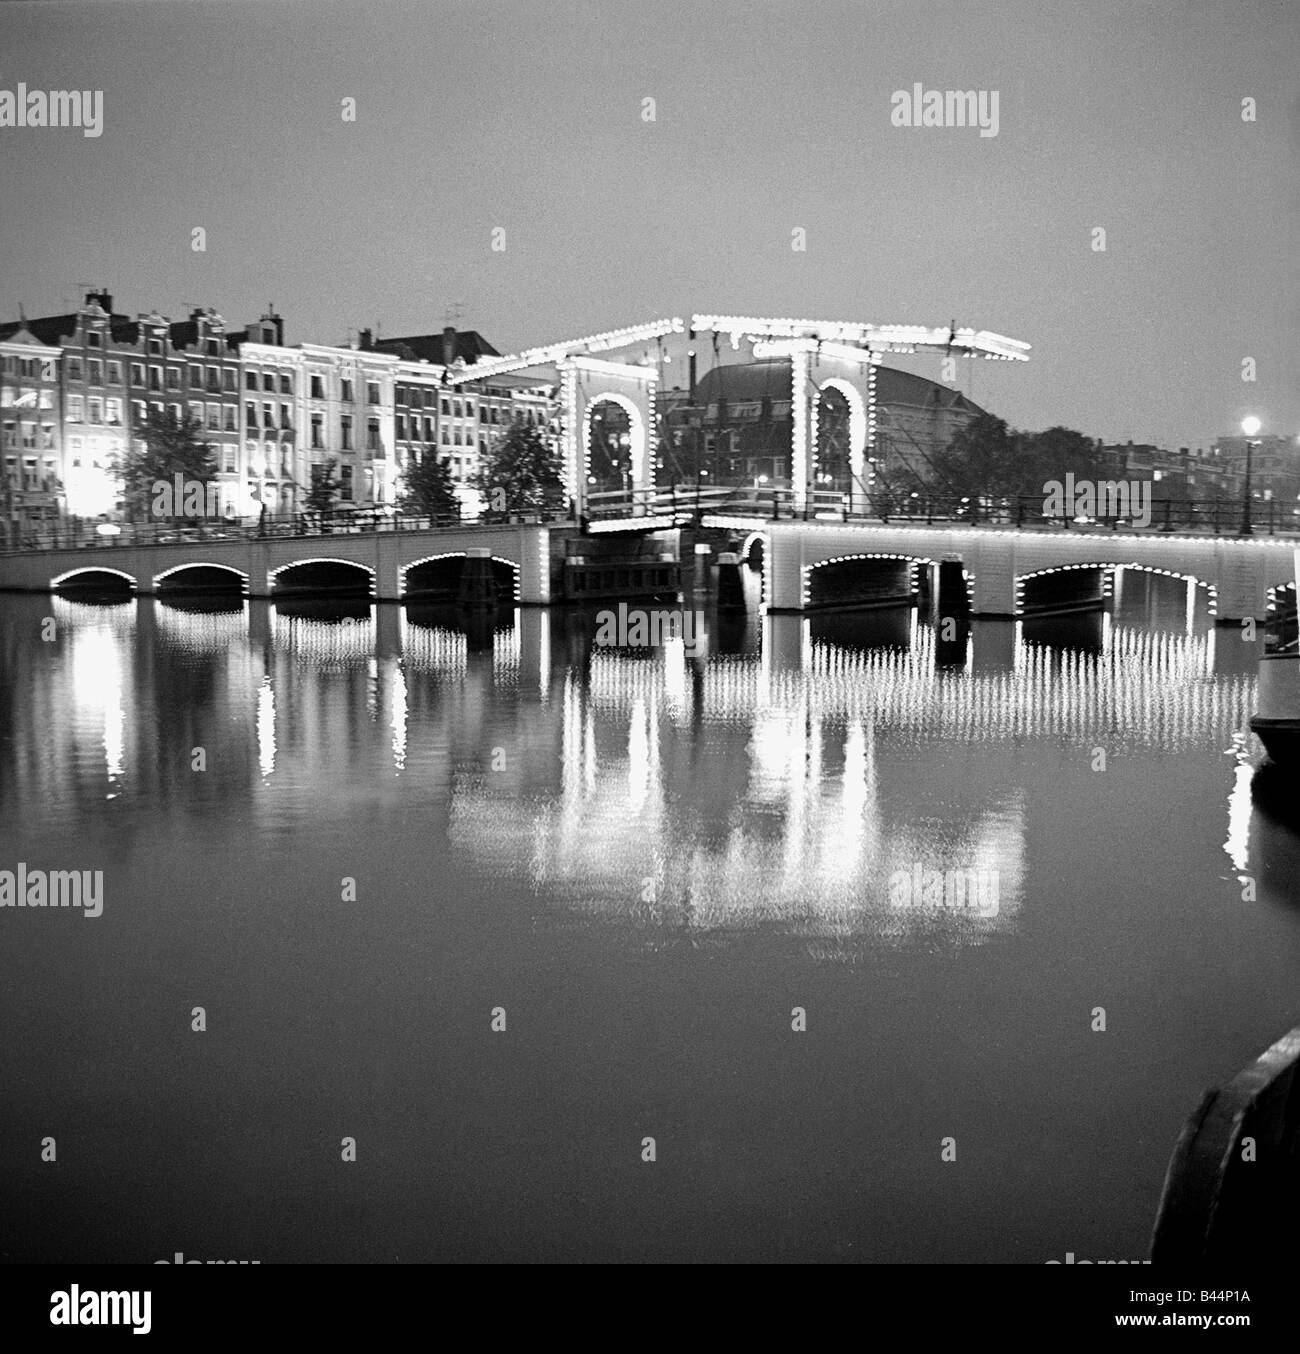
[7,588,1260,957]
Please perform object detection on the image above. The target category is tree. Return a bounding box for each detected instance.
[930,413,1019,498]
[476,418,565,520]
[305,458,341,513]
[118,410,217,522]
[398,449,459,521]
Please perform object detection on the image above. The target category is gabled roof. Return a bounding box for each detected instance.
[0,325,54,348]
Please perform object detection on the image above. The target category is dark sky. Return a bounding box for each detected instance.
[1,0,1297,452]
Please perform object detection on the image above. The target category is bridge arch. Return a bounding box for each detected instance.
[584,393,646,499]
[1017,561,1217,617]
[813,377,868,495]
[268,556,376,599]
[805,550,936,610]
[400,551,521,603]
[51,566,137,593]
[153,561,249,594]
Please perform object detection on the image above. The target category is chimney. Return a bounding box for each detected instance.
[86,289,113,312]
[359,328,373,350]
[442,325,457,367]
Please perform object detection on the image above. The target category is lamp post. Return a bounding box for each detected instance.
[1239,416,1260,537]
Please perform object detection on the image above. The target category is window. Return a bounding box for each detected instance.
[279,404,291,429]
[41,424,55,450]
[170,403,182,422]
[310,414,322,449]
[367,418,379,451]
[341,379,353,403]
[223,446,237,473]
[188,401,203,423]
[262,403,274,429]
[341,415,352,450]
[131,363,145,386]
[133,400,147,424]
[262,372,275,392]
[366,382,379,405]
[340,465,353,500]
[440,425,449,445]
[107,361,121,384]
[440,397,450,416]
[87,331,102,348]
[166,367,181,389]
[279,374,292,395]
[223,368,236,392]
[310,375,324,399]
[151,402,164,422]
[66,357,82,380]
[189,364,203,387]
[207,366,220,390]
[148,337,162,355]
[395,415,406,440]
[88,398,103,424]
[245,402,258,428]
[206,339,219,357]
[68,435,82,465]
[105,398,122,425]
[424,417,434,442]
[88,359,102,384]
[246,371,258,390]
[453,400,462,418]
[223,407,237,432]
[207,404,221,430]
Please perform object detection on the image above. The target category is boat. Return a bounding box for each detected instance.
[1249,548,1300,766]
[1151,1022,1300,1262]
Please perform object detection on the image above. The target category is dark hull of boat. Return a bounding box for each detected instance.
[1250,717,1300,767]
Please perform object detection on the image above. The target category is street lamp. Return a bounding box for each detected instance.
[1240,416,1261,536]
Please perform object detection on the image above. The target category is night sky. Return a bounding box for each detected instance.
[1,0,1296,452]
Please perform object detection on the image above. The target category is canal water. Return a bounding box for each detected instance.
[2,571,1298,1264]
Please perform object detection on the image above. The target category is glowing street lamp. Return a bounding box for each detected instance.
[1240,416,1261,536]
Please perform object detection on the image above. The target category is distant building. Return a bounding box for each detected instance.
[1213,434,1300,509]
[655,359,988,493]
[0,324,62,533]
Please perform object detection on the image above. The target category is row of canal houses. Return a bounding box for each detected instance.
[0,289,557,532]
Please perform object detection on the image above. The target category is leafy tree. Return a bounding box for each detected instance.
[118,410,216,521]
[476,418,565,519]
[930,413,1019,498]
[398,449,460,521]
[305,458,341,513]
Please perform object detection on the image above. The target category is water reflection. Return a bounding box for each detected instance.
[0,591,1266,955]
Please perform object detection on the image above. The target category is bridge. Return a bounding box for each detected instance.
[0,518,555,604]
[1,503,1294,622]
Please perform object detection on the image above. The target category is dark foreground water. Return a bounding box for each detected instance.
[2,572,1299,1264]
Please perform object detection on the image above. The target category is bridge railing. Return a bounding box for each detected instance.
[0,505,578,556]
[584,484,1300,535]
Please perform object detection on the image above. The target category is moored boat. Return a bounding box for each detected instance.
[1249,549,1300,766]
